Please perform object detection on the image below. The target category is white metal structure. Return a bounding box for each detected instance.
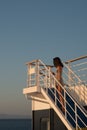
[23,56,87,130]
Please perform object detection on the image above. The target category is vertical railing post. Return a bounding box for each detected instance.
[48,66,51,88]
[36,60,40,91]
[68,62,72,87]
[37,60,40,87]
[46,68,48,93]
[46,66,51,93]
[75,102,78,130]
[27,64,29,87]
[64,89,67,119]
[27,63,30,87]
[54,80,56,105]
[45,69,47,92]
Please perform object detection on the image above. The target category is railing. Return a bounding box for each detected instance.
[26,58,87,129]
[64,55,87,105]
[65,55,87,86]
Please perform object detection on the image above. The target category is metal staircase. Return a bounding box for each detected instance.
[23,56,87,130]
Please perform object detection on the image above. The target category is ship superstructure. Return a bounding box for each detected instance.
[23,55,87,130]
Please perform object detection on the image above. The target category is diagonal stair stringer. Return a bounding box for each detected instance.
[41,87,74,130]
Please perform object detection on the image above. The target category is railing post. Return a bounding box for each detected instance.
[27,63,30,87]
[48,67,51,88]
[27,64,29,87]
[46,69,48,93]
[64,89,67,119]
[36,60,40,91]
[68,63,72,87]
[75,102,78,130]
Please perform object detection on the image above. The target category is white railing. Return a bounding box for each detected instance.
[64,55,87,105]
[26,58,87,129]
[65,55,87,86]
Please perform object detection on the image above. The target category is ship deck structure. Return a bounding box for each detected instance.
[23,55,87,130]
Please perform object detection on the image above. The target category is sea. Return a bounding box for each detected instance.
[0,119,32,130]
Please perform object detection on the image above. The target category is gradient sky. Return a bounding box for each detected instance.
[0,0,87,117]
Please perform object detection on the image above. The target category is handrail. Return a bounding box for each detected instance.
[64,56,87,107]
[65,55,87,86]
[26,59,87,129]
[65,55,87,63]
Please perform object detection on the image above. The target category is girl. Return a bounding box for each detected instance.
[53,57,65,113]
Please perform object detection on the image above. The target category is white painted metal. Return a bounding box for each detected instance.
[65,56,87,86]
[23,56,87,130]
[32,99,51,111]
[41,88,74,130]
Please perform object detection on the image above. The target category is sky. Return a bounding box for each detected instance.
[0,0,87,118]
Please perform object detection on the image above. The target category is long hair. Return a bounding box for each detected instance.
[53,57,63,67]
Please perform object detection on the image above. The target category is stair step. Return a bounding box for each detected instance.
[47,88,87,128]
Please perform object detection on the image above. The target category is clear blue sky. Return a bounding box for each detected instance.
[0,0,87,117]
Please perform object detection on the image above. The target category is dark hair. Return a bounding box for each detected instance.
[53,57,63,67]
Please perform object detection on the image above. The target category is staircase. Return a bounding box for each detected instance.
[23,56,87,130]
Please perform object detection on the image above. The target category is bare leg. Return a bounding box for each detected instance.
[57,85,65,113]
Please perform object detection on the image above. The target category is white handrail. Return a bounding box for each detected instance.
[65,56,87,86]
[26,59,87,129]
[38,60,87,129]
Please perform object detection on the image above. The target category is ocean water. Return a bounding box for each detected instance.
[0,119,32,130]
